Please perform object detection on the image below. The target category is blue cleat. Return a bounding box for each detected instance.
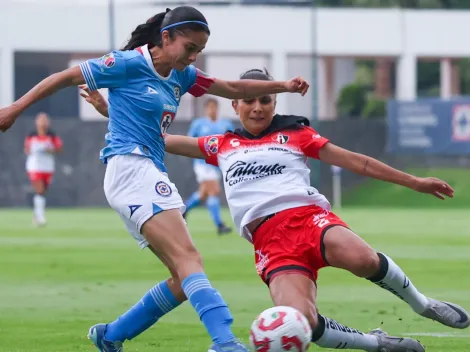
[87,323,123,352]
[208,340,249,352]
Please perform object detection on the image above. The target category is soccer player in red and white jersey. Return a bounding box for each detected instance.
[24,112,63,226]
[82,69,468,351]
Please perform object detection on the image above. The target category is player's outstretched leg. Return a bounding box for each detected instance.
[323,226,470,329]
[88,278,184,351]
[143,209,248,352]
[269,274,424,352]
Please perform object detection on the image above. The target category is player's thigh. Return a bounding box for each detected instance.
[269,273,318,329]
[104,155,201,276]
[28,173,46,194]
[322,226,379,278]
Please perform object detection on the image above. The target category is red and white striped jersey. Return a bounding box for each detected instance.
[198,114,331,242]
[25,131,62,172]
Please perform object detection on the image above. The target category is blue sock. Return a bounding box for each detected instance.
[206,196,223,228]
[182,273,235,344]
[185,191,201,213]
[105,280,181,342]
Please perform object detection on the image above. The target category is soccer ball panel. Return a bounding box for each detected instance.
[249,306,312,351]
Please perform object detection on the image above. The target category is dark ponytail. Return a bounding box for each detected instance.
[122,9,170,51]
[122,6,209,51]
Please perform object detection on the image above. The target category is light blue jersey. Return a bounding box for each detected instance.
[188,117,234,166]
[80,45,200,172]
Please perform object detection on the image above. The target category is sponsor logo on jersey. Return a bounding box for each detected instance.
[225,161,286,186]
[101,53,115,68]
[163,104,177,112]
[268,147,289,152]
[230,139,240,148]
[155,181,172,197]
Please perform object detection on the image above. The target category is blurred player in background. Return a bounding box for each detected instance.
[24,112,62,226]
[185,98,234,234]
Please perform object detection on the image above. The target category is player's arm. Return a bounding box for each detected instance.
[0,67,84,131]
[207,77,309,99]
[185,67,308,99]
[318,143,454,200]
[164,134,205,159]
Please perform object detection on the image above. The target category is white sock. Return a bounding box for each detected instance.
[33,194,46,221]
[368,253,429,313]
[313,315,379,351]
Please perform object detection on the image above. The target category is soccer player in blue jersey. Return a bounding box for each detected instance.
[0,6,309,352]
[185,98,234,234]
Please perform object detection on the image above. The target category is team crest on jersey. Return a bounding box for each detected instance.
[174,86,181,102]
[155,181,172,197]
[205,136,219,155]
[100,53,115,68]
[273,133,289,144]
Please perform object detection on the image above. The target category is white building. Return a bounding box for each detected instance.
[1,1,469,119]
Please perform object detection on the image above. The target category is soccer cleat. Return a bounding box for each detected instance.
[208,339,249,352]
[88,323,123,352]
[369,328,425,352]
[419,298,470,329]
[217,224,232,235]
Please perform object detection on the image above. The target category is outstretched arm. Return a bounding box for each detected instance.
[164,134,205,159]
[319,143,454,200]
[0,67,84,131]
[207,76,309,99]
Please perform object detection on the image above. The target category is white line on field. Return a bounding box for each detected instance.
[404,332,470,338]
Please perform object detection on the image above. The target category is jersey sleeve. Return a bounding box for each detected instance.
[79,51,127,91]
[186,67,215,97]
[52,135,63,149]
[197,134,224,166]
[298,126,330,159]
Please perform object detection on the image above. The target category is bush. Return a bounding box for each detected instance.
[336,83,367,118]
[361,96,386,119]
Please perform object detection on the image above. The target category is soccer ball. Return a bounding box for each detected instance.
[249,306,312,351]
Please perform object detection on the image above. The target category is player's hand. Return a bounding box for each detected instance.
[284,77,309,96]
[411,177,454,200]
[79,85,109,118]
[0,106,20,132]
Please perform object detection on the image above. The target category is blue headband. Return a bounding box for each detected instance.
[160,20,208,33]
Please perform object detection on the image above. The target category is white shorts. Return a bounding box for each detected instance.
[194,163,221,184]
[104,154,185,248]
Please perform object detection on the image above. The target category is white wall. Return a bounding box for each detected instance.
[3,3,470,114]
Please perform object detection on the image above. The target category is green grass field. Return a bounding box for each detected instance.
[1,207,470,351]
[344,168,470,208]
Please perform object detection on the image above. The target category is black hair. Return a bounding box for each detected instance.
[240,68,274,81]
[204,97,218,107]
[122,6,210,51]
